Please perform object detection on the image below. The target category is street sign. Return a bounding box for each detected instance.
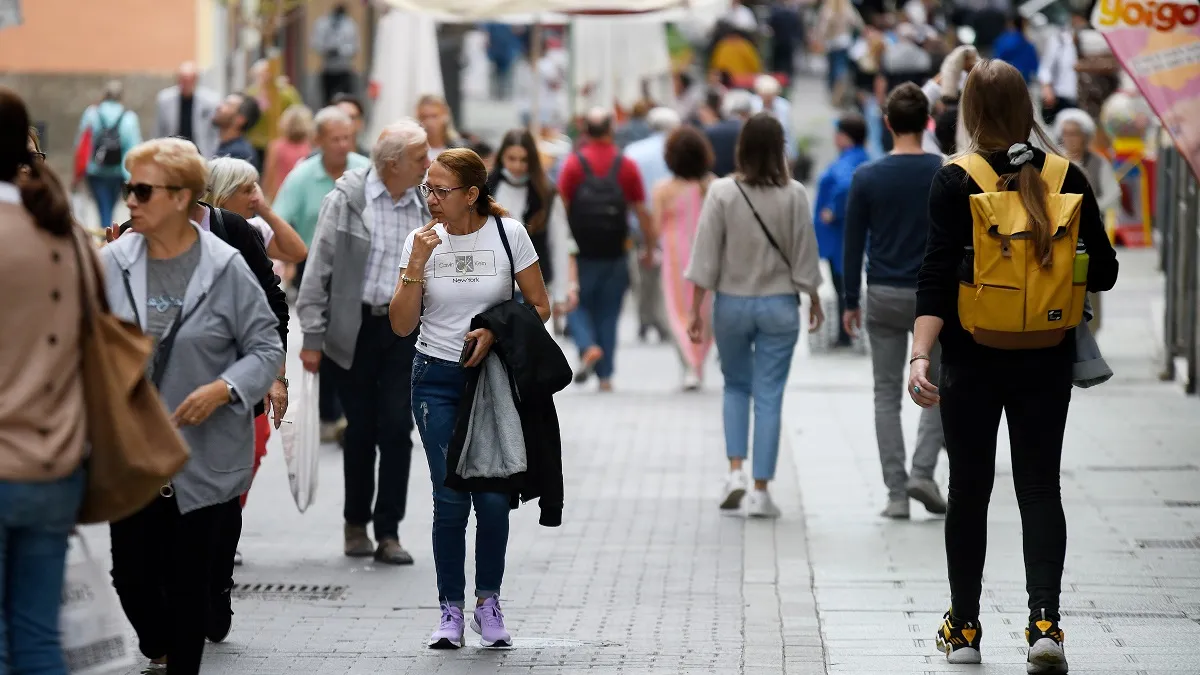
[0,0,21,31]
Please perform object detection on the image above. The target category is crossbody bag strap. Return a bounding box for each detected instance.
[734,180,791,269]
[493,215,517,300]
[148,291,210,389]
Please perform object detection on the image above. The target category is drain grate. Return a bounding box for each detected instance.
[1135,538,1200,550]
[1086,464,1198,472]
[1062,610,1189,619]
[231,583,346,601]
[1165,500,1200,508]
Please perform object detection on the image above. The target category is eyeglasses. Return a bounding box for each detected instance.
[418,183,466,201]
[123,182,183,203]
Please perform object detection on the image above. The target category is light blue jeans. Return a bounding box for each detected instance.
[712,294,800,482]
[0,466,86,674]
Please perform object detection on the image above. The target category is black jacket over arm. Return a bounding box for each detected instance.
[444,300,573,527]
[120,204,289,416]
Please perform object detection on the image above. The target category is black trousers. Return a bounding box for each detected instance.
[321,70,354,106]
[329,307,418,541]
[110,496,240,674]
[940,354,1073,620]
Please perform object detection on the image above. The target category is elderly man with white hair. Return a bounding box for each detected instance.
[751,74,797,161]
[623,106,682,342]
[297,119,433,565]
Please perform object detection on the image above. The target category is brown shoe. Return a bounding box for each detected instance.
[344,524,375,557]
[374,538,414,566]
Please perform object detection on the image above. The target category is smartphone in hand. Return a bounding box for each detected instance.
[459,338,477,367]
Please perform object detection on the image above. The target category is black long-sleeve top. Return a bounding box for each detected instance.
[915,148,1119,365]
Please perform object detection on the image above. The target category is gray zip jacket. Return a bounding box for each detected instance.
[296,168,431,369]
[99,225,285,514]
[457,353,527,479]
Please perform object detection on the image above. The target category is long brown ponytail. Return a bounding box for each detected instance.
[956,60,1060,266]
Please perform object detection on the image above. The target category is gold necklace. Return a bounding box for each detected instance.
[446,219,483,253]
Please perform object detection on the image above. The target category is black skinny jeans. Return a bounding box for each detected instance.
[110,495,240,674]
[940,353,1072,620]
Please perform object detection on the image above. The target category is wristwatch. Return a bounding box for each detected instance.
[275,375,289,388]
[223,379,240,404]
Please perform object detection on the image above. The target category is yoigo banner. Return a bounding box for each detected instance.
[1093,0,1200,178]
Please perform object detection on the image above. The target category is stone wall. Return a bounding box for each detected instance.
[0,72,174,181]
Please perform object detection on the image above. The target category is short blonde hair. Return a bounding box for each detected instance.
[279,103,315,142]
[125,138,209,203]
[204,157,258,208]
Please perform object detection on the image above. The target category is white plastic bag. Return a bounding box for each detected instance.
[280,369,320,512]
[60,536,136,675]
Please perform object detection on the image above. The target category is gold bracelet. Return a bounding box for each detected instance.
[909,354,930,365]
[401,275,425,286]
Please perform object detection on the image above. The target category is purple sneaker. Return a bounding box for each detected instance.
[428,603,465,649]
[471,595,512,648]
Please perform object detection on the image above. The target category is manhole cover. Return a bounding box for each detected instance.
[1165,501,1200,508]
[511,638,617,649]
[1136,538,1200,550]
[232,583,346,601]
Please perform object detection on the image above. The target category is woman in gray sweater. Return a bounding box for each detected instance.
[685,113,824,518]
[98,138,284,675]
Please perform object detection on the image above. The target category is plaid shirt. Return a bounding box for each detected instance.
[362,169,424,306]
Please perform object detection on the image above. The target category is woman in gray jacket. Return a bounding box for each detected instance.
[98,138,284,675]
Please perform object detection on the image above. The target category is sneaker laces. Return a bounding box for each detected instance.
[479,600,505,629]
[439,604,460,629]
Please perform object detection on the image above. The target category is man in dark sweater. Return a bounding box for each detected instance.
[841,83,947,520]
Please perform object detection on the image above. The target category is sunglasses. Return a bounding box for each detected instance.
[418,183,466,201]
[123,182,182,203]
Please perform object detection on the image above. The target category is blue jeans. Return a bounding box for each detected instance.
[411,353,511,608]
[570,257,629,380]
[86,174,123,228]
[712,294,800,482]
[826,49,849,93]
[0,467,86,674]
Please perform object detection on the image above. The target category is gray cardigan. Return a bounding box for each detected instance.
[99,225,285,514]
[296,168,431,369]
[685,177,823,298]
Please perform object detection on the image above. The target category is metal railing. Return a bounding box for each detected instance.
[1154,144,1200,395]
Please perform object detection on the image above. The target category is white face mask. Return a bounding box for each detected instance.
[501,168,529,185]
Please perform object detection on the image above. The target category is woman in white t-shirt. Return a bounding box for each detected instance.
[390,148,550,650]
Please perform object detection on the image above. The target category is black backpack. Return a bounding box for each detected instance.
[567,152,629,259]
[92,109,127,168]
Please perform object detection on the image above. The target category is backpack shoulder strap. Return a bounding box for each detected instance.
[1040,153,1070,194]
[950,153,1002,193]
[207,204,228,241]
[575,151,595,178]
[607,153,624,180]
[103,109,127,132]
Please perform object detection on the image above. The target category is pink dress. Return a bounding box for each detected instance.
[659,181,713,376]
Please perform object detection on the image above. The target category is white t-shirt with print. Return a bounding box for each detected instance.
[400,216,539,362]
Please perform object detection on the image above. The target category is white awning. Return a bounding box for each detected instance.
[379,0,690,21]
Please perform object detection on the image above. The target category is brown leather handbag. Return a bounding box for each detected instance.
[71,228,189,524]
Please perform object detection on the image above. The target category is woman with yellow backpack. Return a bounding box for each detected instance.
[907,60,1119,674]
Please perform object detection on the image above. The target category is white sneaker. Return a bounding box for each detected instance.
[719,471,748,510]
[745,489,780,518]
[682,370,702,391]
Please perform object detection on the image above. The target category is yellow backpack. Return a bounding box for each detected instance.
[951,153,1088,350]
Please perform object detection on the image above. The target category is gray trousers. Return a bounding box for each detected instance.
[628,250,670,336]
[865,285,945,500]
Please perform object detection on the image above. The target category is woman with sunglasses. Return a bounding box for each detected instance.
[391,148,552,650]
[485,128,579,316]
[0,87,89,675]
[99,138,284,675]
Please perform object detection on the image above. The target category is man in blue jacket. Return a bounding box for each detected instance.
[814,114,869,347]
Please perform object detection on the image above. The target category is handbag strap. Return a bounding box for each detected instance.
[733,180,792,270]
[493,214,517,300]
